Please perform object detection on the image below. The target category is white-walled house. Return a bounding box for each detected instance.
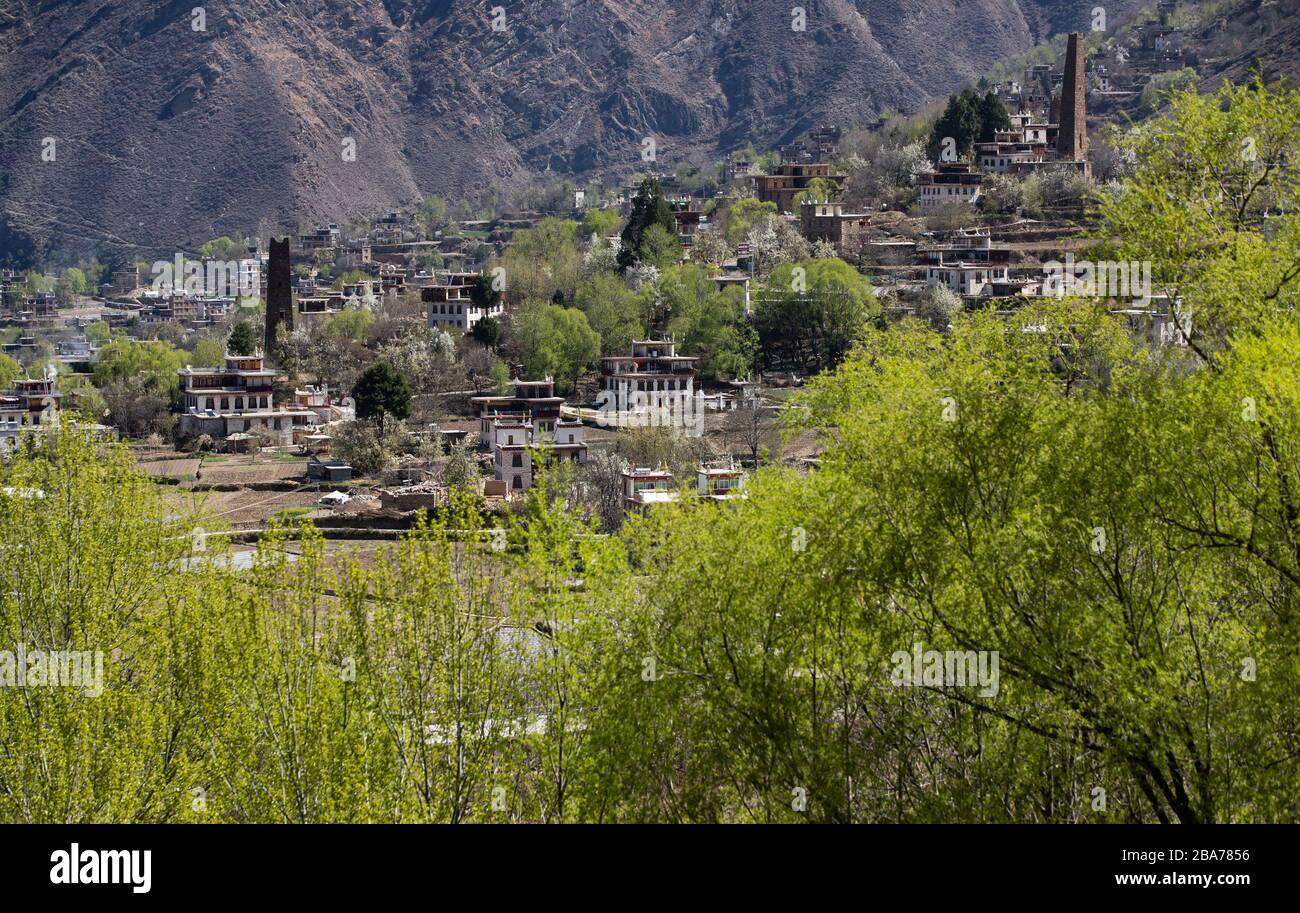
[178,353,318,446]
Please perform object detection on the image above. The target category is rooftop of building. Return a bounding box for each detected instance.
[623,465,674,479]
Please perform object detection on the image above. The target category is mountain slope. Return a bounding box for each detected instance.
[1,0,1129,263]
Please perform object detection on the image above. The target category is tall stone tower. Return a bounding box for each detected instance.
[264,237,293,357]
[1057,32,1088,163]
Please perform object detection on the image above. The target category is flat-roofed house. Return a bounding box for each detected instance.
[752,162,847,213]
[424,272,504,334]
[470,377,586,492]
[799,201,874,253]
[598,339,697,424]
[917,162,984,210]
[923,227,1012,298]
[0,374,60,454]
[696,462,747,501]
[622,466,678,511]
[178,353,318,446]
[470,377,565,444]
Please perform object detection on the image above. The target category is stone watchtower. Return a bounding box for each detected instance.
[264,237,293,357]
[1057,32,1088,163]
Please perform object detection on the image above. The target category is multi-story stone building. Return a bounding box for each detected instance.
[470,378,566,442]
[917,163,984,210]
[752,162,847,213]
[923,228,1013,298]
[622,466,678,511]
[799,201,873,253]
[974,121,1049,173]
[424,272,504,334]
[470,377,585,493]
[597,339,698,429]
[489,415,587,493]
[177,352,317,445]
[696,462,747,501]
[0,373,60,454]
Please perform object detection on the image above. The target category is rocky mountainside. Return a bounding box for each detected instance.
[2,0,1133,263]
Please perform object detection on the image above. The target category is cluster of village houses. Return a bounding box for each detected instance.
[0,9,1200,509]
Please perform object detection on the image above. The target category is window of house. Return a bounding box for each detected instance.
[512,453,522,468]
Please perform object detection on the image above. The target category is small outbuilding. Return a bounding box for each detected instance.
[307,455,353,482]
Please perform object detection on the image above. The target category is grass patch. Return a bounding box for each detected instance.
[271,506,314,523]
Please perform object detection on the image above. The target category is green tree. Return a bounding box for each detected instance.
[55,267,87,304]
[512,302,601,393]
[637,223,683,270]
[582,207,621,239]
[92,338,185,396]
[574,272,647,355]
[618,178,676,271]
[440,439,481,493]
[83,321,111,347]
[659,264,755,380]
[976,90,1012,142]
[1139,67,1200,114]
[1093,76,1300,358]
[0,353,22,389]
[332,416,404,476]
[471,273,502,311]
[352,361,412,429]
[472,314,502,350]
[327,308,375,343]
[197,234,247,262]
[724,197,779,245]
[415,194,448,238]
[228,320,259,355]
[927,89,989,162]
[0,430,204,821]
[501,217,582,303]
[190,337,226,367]
[754,258,877,372]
